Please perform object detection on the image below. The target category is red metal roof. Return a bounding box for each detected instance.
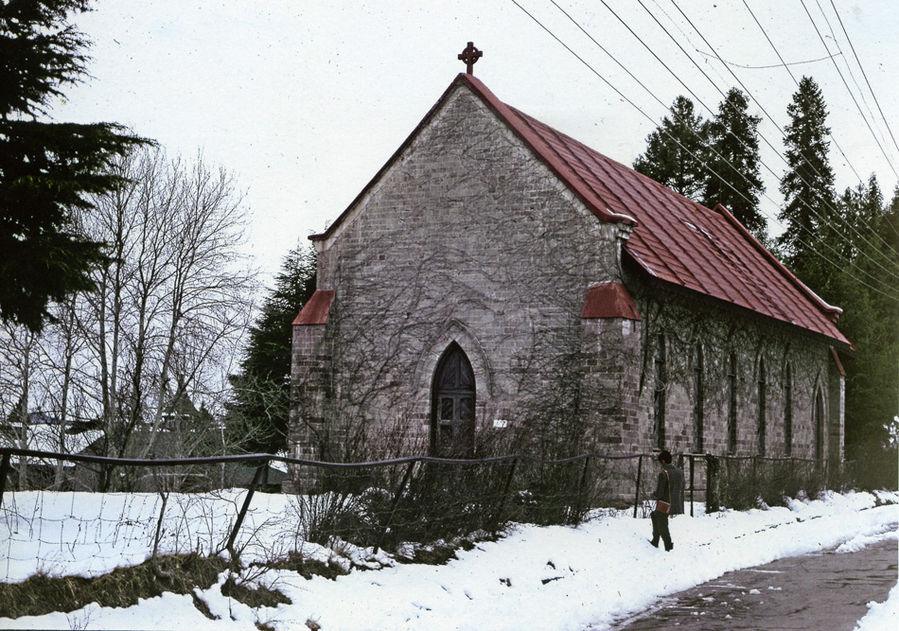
[456,75,850,348]
[293,290,334,325]
[582,282,641,320]
[310,74,849,348]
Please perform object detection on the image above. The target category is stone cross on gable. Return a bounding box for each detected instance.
[458,41,483,75]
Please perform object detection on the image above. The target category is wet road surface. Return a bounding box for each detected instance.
[607,539,897,630]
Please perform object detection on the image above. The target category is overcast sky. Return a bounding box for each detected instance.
[57,0,899,286]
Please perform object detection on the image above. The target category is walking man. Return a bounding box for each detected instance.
[649,450,684,551]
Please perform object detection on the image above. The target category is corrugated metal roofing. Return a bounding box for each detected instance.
[457,74,849,348]
[309,73,849,348]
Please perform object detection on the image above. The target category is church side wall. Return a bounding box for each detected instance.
[629,278,842,463]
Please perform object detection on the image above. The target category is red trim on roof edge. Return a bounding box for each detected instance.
[711,204,844,323]
[581,282,641,320]
[292,290,334,325]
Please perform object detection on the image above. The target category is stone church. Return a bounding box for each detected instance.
[289,63,850,469]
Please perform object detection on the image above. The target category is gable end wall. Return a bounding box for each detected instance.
[291,85,629,462]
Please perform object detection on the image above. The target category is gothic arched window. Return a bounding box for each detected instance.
[814,389,825,461]
[757,358,766,456]
[653,334,667,449]
[431,342,476,457]
[727,353,738,454]
[692,343,704,453]
[784,363,793,456]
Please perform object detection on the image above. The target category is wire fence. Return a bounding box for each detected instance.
[0,447,834,583]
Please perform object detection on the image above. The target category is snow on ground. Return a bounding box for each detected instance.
[1,489,897,630]
[855,581,899,631]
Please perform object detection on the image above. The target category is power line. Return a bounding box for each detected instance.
[736,0,861,180]
[552,0,899,292]
[812,0,891,162]
[647,0,740,90]
[741,0,899,245]
[799,0,898,179]
[693,49,844,70]
[665,0,863,187]
[601,0,899,282]
[827,0,899,155]
[507,0,899,303]
[665,0,899,272]
[634,0,899,290]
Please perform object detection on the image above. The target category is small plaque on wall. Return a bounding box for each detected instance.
[493,419,509,429]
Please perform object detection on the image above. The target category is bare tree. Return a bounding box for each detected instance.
[84,149,254,466]
[0,321,38,488]
[0,146,256,490]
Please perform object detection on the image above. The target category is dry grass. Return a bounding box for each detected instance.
[220,576,291,608]
[0,554,228,619]
[261,551,350,580]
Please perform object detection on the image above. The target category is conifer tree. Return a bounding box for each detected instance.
[833,179,899,473]
[633,96,708,200]
[777,76,836,288]
[226,245,317,453]
[703,88,766,240]
[0,0,147,332]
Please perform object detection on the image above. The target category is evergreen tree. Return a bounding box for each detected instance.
[633,96,708,200]
[818,177,898,483]
[850,183,899,445]
[226,245,316,453]
[0,0,147,332]
[703,88,766,240]
[777,76,836,288]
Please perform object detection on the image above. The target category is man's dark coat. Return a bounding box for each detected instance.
[653,463,685,515]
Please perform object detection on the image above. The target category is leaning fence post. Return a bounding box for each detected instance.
[633,454,643,518]
[374,459,416,554]
[0,450,10,511]
[225,460,267,556]
[571,456,591,525]
[689,455,695,517]
[705,454,719,513]
[495,457,519,527]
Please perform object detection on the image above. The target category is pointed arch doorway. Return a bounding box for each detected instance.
[431,342,476,457]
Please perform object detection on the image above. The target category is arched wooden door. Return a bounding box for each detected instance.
[431,343,475,457]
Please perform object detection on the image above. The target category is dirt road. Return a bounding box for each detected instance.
[608,538,897,630]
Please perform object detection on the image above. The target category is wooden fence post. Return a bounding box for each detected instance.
[571,456,591,524]
[689,455,695,517]
[495,457,519,528]
[633,454,643,518]
[0,451,10,512]
[705,454,719,513]
[225,460,267,556]
[374,460,416,553]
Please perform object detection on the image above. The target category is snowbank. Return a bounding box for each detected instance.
[855,581,899,631]
[1,489,896,630]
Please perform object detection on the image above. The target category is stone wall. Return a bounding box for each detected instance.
[291,84,631,464]
[626,275,843,462]
[289,82,844,477]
